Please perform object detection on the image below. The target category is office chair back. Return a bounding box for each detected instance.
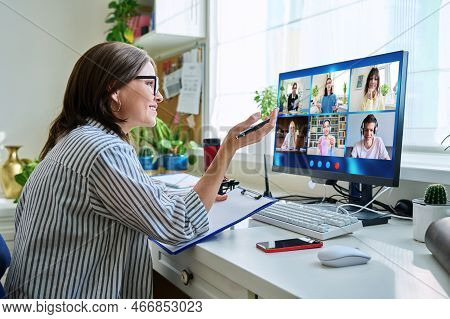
[0,234,11,299]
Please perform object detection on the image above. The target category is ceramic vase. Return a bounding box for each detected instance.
[412,199,450,242]
[0,146,24,199]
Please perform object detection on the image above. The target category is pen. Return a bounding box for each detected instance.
[235,119,270,139]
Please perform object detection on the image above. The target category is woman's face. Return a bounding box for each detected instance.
[289,122,295,134]
[292,84,297,94]
[114,61,164,132]
[323,121,330,136]
[368,75,379,90]
[326,79,332,91]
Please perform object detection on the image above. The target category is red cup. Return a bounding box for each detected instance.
[203,138,221,172]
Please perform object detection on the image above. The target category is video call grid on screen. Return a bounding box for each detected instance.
[273,51,408,186]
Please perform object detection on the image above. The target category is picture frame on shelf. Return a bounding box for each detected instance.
[356,75,364,90]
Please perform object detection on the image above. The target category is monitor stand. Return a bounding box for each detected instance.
[348,182,390,227]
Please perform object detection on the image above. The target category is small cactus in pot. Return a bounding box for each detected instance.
[424,184,447,205]
[413,184,450,242]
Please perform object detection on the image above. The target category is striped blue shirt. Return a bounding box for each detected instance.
[5,119,208,298]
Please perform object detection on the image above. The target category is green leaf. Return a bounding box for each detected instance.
[106,32,115,41]
[160,139,172,150]
[188,154,197,165]
[108,1,118,9]
[15,173,28,186]
[171,140,184,147]
[188,141,199,150]
[105,16,116,23]
[123,27,134,44]
[178,145,187,155]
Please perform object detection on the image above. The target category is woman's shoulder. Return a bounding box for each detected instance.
[54,125,132,162]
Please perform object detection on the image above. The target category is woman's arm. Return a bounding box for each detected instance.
[194,109,277,211]
[281,133,289,149]
[378,93,386,110]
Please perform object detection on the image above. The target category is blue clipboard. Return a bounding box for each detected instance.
[151,187,277,255]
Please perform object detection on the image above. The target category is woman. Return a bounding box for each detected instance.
[5,42,277,299]
[319,77,337,113]
[287,82,299,111]
[317,119,336,156]
[281,121,297,151]
[361,67,385,111]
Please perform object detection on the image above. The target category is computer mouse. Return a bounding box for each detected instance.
[394,199,413,217]
[317,245,371,267]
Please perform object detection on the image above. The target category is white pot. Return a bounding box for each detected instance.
[412,199,450,242]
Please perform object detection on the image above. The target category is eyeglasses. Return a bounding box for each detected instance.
[135,75,159,97]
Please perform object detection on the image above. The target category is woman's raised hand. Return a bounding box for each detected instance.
[222,109,278,154]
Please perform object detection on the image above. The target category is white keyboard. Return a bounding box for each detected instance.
[253,201,363,240]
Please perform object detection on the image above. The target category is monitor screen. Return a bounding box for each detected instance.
[273,51,408,187]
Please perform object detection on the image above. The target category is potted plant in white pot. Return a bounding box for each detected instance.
[413,184,450,242]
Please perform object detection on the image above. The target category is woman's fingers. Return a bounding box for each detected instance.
[234,112,261,132]
[241,109,277,144]
[215,194,228,202]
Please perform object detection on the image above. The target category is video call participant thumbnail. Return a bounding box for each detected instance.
[361,67,385,111]
[287,82,299,111]
[317,119,336,156]
[351,114,390,160]
[281,120,298,150]
[320,77,337,113]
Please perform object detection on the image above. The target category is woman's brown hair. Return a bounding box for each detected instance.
[324,77,333,96]
[40,42,154,160]
[364,67,380,96]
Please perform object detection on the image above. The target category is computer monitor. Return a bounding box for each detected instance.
[273,51,408,204]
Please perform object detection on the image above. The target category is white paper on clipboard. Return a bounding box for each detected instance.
[151,188,276,255]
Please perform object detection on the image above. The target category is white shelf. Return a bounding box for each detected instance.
[134,31,203,59]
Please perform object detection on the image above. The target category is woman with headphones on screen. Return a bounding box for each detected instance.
[361,67,385,111]
[5,42,277,299]
[351,114,390,160]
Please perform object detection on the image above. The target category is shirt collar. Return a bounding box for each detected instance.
[85,118,121,137]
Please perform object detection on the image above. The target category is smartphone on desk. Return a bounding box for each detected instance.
[256,237,323,253]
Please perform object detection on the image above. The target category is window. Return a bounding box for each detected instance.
[208,0,450,161]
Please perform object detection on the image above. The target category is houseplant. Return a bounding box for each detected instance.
[105,0,139,44]
[380,83,390,97]
[13,159,39,203]
[412,184,450,242]
[310,85,320,113]
[149,118,199,171]
[254,86,278,118]
[342,82,348,105]
[129,127,159,171]
[278,85,288,113]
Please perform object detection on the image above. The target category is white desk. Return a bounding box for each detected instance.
[2,195,448,298]
[151,218,449,299]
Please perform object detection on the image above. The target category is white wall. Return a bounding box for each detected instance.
[0,0,110,160]
[349,65,372,111]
